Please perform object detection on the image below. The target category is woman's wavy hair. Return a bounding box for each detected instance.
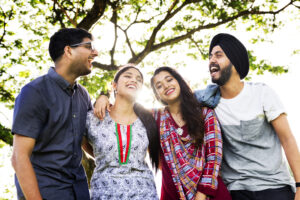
[150,66,205,146]
[114,64,160,170]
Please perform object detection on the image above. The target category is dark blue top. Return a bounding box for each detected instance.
[12,67,92,200]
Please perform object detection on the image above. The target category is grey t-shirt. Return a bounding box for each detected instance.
[215,82,295,191]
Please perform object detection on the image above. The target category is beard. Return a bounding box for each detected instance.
[78,67,91,76]
[70,62,92,77]
[211,62,233,86]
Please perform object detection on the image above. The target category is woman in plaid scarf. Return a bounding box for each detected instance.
[150,66,231,200]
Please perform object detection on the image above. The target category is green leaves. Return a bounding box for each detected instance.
[248,50,288,76]
[79,70,115,101]
[0,123,12,145]
[0,0,298,147]
[0,0,297,143]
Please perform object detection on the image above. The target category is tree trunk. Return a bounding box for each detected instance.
[82,151,96,186]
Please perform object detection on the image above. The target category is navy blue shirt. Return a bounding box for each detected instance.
[12,67,92,200]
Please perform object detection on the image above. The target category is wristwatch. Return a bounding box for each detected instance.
[296,182,300,187]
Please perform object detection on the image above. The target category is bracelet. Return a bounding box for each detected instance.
[296,182,300,187]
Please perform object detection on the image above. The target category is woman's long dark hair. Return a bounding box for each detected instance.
[150,66,205,146]
[114,64,160,170]
[133,103,160,171]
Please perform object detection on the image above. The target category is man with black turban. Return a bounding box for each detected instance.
[195,33,300,200]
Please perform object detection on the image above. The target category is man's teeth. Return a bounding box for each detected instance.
[211,67,219,72]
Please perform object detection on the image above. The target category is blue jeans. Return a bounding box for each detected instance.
[230,186,294,200]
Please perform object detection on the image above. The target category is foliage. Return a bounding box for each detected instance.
[1,0,52,108]
[80,69,116,101]
[0,141,16,199]
[0,124,12,145]
[0,0,300,144]
[0,1,299,194]
[248,50,288,75]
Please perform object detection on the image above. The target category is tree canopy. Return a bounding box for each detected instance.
[0,0,300,144]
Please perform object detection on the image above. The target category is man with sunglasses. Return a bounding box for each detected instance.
[11,28,98,200]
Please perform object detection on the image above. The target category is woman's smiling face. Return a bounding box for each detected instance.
[113,67,143,101]
[152,70,181,105]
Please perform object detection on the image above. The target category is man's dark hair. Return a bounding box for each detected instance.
[151,66,205,147]
[49,28,92,62]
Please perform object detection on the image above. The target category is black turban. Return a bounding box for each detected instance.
[209,33,249,80]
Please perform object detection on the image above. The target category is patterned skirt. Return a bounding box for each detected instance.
[90,174,159,200]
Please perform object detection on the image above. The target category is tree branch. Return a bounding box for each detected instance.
[124,30,136,57]
[126,0,293,65]
[92,62,118,71]
[128,0,189,64]
[109,1,118,66]
[73,2,79,25]
[150,1,294,53]
[117,25,136,57]
[189,37,205,55]
[0,8,14,48]
[115,3,146,57]
[146,0,183,50]
[292,0,300,9]
[52,0,77,27]
[125,4,143,31]
[254,0,293,15]
[116,1,167,58]
[130,13,164,26]
[168,0,179,14]
[77,0,107,30]
[52,1,65,28]
[0,22,7,47]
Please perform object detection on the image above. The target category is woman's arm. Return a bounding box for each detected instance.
[197,108,223,198]
[94,95,111,120]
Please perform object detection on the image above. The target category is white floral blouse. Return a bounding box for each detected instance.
[85,111,158,200]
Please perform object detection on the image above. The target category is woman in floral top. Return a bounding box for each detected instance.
[150,66,231,200]
[82,65,160,200]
